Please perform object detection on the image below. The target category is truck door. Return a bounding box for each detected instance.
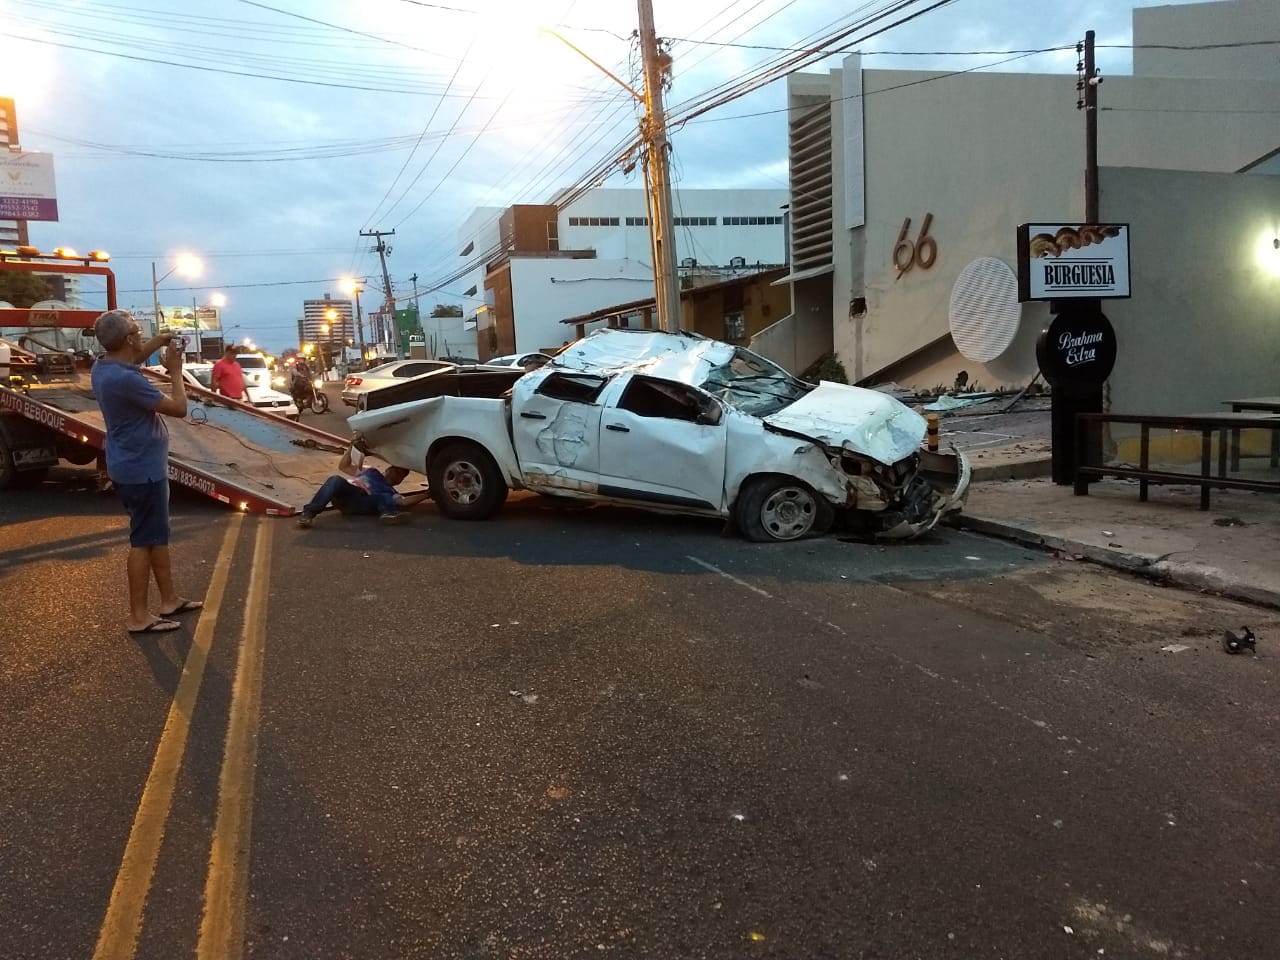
[596,374,728,511]
[510,370,608,493]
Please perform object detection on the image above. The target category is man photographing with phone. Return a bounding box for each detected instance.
[91,310,203,635]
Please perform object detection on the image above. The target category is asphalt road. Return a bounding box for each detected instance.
[3,457,1278,960]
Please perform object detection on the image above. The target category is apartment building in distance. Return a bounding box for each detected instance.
[298,294,354,351]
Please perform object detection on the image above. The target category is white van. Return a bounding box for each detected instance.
[232,351,271,391]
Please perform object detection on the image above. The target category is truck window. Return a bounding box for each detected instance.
[535,372,606,403]
[616,376,705,423]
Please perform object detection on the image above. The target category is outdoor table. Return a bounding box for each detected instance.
[1222,397,1280,469]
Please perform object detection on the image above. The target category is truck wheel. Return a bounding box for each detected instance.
[734,475,833,542]
[0,434,14,491]
[428,441,507,521]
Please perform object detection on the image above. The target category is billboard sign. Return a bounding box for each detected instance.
[0,152,58,221]
[1016,223,1130,301]
[160,305,222,332]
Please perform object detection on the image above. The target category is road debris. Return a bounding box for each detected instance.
[1223,627,1257,655]
[1159,643,1190,654]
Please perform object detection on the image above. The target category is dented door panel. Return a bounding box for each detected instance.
[510,374,604,493]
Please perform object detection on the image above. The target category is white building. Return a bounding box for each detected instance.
[775,0,1280,413]
[454,188,787,359]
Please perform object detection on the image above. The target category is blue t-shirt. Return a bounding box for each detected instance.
[349,467,399,514]
[91,359,169,484]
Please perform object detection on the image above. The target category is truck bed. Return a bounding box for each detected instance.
[6,375,350,514]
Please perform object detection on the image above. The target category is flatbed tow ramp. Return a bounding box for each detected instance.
[1,370,348,515]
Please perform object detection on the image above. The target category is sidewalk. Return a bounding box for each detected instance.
[950,434,1280,609]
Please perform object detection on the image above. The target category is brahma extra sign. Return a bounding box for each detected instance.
[1016,222,1130,301]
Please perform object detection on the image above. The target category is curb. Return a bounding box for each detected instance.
[954,514,1280,610]
[968,457,1052,482]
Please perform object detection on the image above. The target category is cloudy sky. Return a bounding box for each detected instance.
[1,0,1206,351]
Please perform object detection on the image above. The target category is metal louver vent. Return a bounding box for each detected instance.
[948,257,1021,362]
[789,102,833,273]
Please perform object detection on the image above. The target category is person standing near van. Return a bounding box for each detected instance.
[211,343,246,400]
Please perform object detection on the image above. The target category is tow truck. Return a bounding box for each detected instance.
[0,245,349,513]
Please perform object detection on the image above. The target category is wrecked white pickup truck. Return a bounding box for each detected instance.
[347,329,970,542]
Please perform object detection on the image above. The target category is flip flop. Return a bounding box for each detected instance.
[128,617,182,635]
[160,599,204,616]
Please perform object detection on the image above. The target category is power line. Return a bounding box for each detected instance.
[4,32,491,96]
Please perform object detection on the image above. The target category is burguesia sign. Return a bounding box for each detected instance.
[1016,222,1130,302]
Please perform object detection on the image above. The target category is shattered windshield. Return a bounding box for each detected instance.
[699,347,812,417]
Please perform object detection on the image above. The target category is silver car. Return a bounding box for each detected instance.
[485,352,554,371]
[341,359,453,407]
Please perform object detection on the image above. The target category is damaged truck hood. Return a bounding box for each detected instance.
[762,381,927,464]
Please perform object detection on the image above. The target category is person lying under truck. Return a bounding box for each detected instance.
[296,443,430,527]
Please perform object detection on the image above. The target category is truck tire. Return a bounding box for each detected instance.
[0,433,15,491]
[734,474,833,542]
[428,441,508,521]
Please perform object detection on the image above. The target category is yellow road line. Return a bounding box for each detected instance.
[197,517,274,960]
[92,513,245,960]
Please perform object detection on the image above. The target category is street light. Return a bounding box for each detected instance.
[341,277,366,367]
[319,321,331,380]
[321,307,341,379]
[151,253,202,333]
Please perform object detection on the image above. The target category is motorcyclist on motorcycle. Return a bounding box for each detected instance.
[289,357,330,414]
[289,358,314,407]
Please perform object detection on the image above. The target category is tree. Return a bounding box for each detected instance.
[0,272,53,308]
[429,303,463,318]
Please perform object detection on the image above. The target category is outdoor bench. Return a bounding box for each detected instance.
[1074,411,1280,510]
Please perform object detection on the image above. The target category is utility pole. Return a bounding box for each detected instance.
[637,0,681,333]
[1078,30,1101,223]
[360,228,396,348]
[409,271,420,358]
[353,282,365,365]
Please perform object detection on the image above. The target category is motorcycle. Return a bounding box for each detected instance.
[291,374,330,415]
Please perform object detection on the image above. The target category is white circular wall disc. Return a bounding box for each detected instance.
[948,257,1021,363]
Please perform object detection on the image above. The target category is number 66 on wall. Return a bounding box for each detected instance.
[893,212,937,280]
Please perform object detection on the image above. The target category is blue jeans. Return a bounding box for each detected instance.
[303,475,375,518]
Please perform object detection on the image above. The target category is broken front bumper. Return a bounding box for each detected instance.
[876,445,972,540]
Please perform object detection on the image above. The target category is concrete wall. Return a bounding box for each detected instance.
[509,257,654,353]
[1101,166,1280,414]
[749,309,834,376]
[1134,0,1280,80]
